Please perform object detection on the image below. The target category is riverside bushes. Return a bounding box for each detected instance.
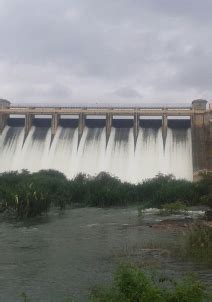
[0,170,211,218]
[159,201,189,215]
[184,224,212,267]
[90,264,210,302]
[0,172,51,218]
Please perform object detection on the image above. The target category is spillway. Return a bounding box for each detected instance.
[0,123,193,183]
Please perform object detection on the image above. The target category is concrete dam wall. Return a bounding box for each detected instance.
[0,99,211,182]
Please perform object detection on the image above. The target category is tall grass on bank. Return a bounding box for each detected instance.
[184,224,212,267]
[0,170,211,218]
[159,201,189,215]
[142,222,212,268]
[90,264,211,302]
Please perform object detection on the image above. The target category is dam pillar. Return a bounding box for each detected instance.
[0,99,10,133]
[24,113,34,140]
[78,113,85,146]
[191,99,208,180]
[133,113,139,148]
[0,114,8,133]
[206,119,212,172]
[51,113,59,143]
[162,112,168,148]
[106,113,112,146]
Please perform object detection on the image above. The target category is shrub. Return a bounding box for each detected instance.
[184,224,212,266]
[0,182,51,218]
[90,264,210,302]
[0,170,211,218]
[160,201,188,215]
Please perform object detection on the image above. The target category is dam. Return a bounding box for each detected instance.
[0,99,211,182]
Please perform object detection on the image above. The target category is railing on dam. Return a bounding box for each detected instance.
[0,99,210,139]
[10,102,192,109]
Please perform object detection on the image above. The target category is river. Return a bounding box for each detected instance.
[0,207,211,301]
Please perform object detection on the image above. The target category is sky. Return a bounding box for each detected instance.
[0,0,212,104]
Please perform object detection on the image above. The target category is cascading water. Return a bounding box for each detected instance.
[0,124,193,183]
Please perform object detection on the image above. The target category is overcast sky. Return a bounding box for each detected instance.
[0,0,212,104]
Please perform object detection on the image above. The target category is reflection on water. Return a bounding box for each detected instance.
[0,208,211,301]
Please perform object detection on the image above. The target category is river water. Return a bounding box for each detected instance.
[0,207,211,301]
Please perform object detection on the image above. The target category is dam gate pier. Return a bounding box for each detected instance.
[0,99,211,180]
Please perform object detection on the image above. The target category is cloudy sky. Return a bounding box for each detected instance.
[0,0,212,104]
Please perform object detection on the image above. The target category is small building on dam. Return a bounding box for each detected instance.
[0,99,211,182]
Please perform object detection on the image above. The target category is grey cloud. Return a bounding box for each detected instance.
[112,87,142,99]
[0,0,211,102]
[144,0,212,20]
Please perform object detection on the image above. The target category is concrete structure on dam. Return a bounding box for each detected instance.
[0,99,211,180]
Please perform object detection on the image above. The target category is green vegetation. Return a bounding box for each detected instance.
[21,264,212,301]
[142,222,212,268]
[138,205,146,216]
[0,170,211,218]
[199,172,212,209]
[159,201,189,215]
[90,264,211,302]
[183,223,212,267]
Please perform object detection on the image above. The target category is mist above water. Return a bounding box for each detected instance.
[0,125,193,182]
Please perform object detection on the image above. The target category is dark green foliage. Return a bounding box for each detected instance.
[90,264,210,302]
[160,201,188,215]
[0,170,211,218]
[136,174,199,207]
[0,178,51,218]
[199,173,212,208]
[184,224,212,266]
[196,173,212,209]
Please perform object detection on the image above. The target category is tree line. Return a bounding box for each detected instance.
[0,170,211,218]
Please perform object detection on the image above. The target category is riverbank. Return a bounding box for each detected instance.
[90,264,211,302]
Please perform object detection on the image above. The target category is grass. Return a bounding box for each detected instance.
[159,201,189,215]
[183,223,212,266]
[89,264,211,302]
[142,222,212,268]
[138,200,189,217]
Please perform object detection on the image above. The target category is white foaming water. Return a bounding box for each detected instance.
[0,125,193,183]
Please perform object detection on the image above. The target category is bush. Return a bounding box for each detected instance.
[184,224,212,266]
[90,264,210,302]
[0,170,211,218]
[160,201,188,215]
[0,182,51,218]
